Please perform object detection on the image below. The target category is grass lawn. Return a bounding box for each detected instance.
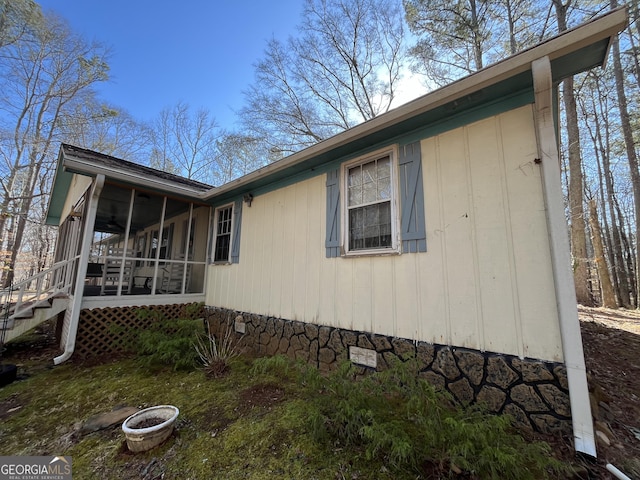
[1,356,370,480]
[0,324,576,479]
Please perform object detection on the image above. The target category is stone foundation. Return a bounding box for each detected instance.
[205,306,571,435]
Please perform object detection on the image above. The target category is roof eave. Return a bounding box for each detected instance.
[45,148,71,226]
[62,155,208,200]
[201,7,627,202]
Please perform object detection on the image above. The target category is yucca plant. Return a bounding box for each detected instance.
[194,319,243,378]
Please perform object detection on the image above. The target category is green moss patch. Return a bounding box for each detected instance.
[0,351,575,479]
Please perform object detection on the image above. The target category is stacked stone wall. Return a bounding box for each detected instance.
[205,306,571,435]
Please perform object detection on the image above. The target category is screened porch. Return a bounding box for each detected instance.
[80,183,210,299]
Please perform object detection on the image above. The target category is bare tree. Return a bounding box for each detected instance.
[149,107,179,175]
[59,99,151,163]
[0,10,110,286]
[588,197,617,307]
[404,0,494,84]
[497,0,548,54]
[609,0,640,307]
[552,0,594,306]
[0,0,42,50]
[404,0,545,85]
[579,69,632,307]
[149,102,219,182]
[241,0,407,153]
[212,132,270,186]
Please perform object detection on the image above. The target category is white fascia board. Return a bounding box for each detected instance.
[201,7,626,202]
[62,157,205,199]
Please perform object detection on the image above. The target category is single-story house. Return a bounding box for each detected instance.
[1,8,628,458]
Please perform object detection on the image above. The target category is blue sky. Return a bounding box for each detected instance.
[37,0,305,129]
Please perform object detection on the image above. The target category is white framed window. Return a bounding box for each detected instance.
[213,203,234,263]
[342,147,399,255]
[149,224,173,265]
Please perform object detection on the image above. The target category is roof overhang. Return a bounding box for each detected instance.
[46,144,212,225]
[45,7,627,224]
[46,148,73,225]
[200,7,627,203]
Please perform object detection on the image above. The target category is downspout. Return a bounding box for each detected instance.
[532,56,596,457]
[54,175,105,365]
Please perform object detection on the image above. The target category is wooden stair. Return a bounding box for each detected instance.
[1,293,69,345]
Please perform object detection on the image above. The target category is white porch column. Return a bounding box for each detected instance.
[54,174,105,365]
[532,56,596,458]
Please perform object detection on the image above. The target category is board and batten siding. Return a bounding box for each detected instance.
[205,105,563,362]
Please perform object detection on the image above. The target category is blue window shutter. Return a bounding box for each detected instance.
[231,200,243,263]
[399,141,427,253]
[325,169,341,258]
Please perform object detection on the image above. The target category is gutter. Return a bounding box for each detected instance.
[54,175,105,365]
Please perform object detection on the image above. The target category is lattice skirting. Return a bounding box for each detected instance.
[74,303,204,358]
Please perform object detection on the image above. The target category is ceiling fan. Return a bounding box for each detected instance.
[106,215,125,232]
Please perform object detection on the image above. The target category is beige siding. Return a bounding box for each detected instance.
[60,175,93,224]
[206,105,562,362]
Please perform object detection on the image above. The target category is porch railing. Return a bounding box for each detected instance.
[0,255,79,324]
[87,252,206,297]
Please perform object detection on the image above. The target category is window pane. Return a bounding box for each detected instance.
[378,176,391,200]
[348,202,391,250]
[214,233,231,262]
[348,156,391,207]
[214,206,233,262]
[348,184,361,206]
[348,165,362,206]
[377,157,391,180]
[362,161,376,203]
[348,165,362,187]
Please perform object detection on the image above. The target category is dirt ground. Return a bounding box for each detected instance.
[1,307,639,479]
[577,306,640,479]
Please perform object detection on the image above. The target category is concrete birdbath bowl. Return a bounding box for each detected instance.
[122,405,179,452]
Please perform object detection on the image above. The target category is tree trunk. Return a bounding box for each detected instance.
[602,141,631,307]
[553,0,593,306]
[505,0,517,54]
[562,77,592,305]
[610,28,640,308]
[589,72,630,307]
[3,154,42,287]
[597,126,622,307]
[588,199,617,308]
[469,0,483,69]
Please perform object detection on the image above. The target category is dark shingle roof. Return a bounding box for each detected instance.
[61,143,214,191]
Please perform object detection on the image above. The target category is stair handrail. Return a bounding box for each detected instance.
[0,255,80,322]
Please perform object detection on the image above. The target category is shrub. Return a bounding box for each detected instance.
[304,359,572,479]
[120,309,205,371]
